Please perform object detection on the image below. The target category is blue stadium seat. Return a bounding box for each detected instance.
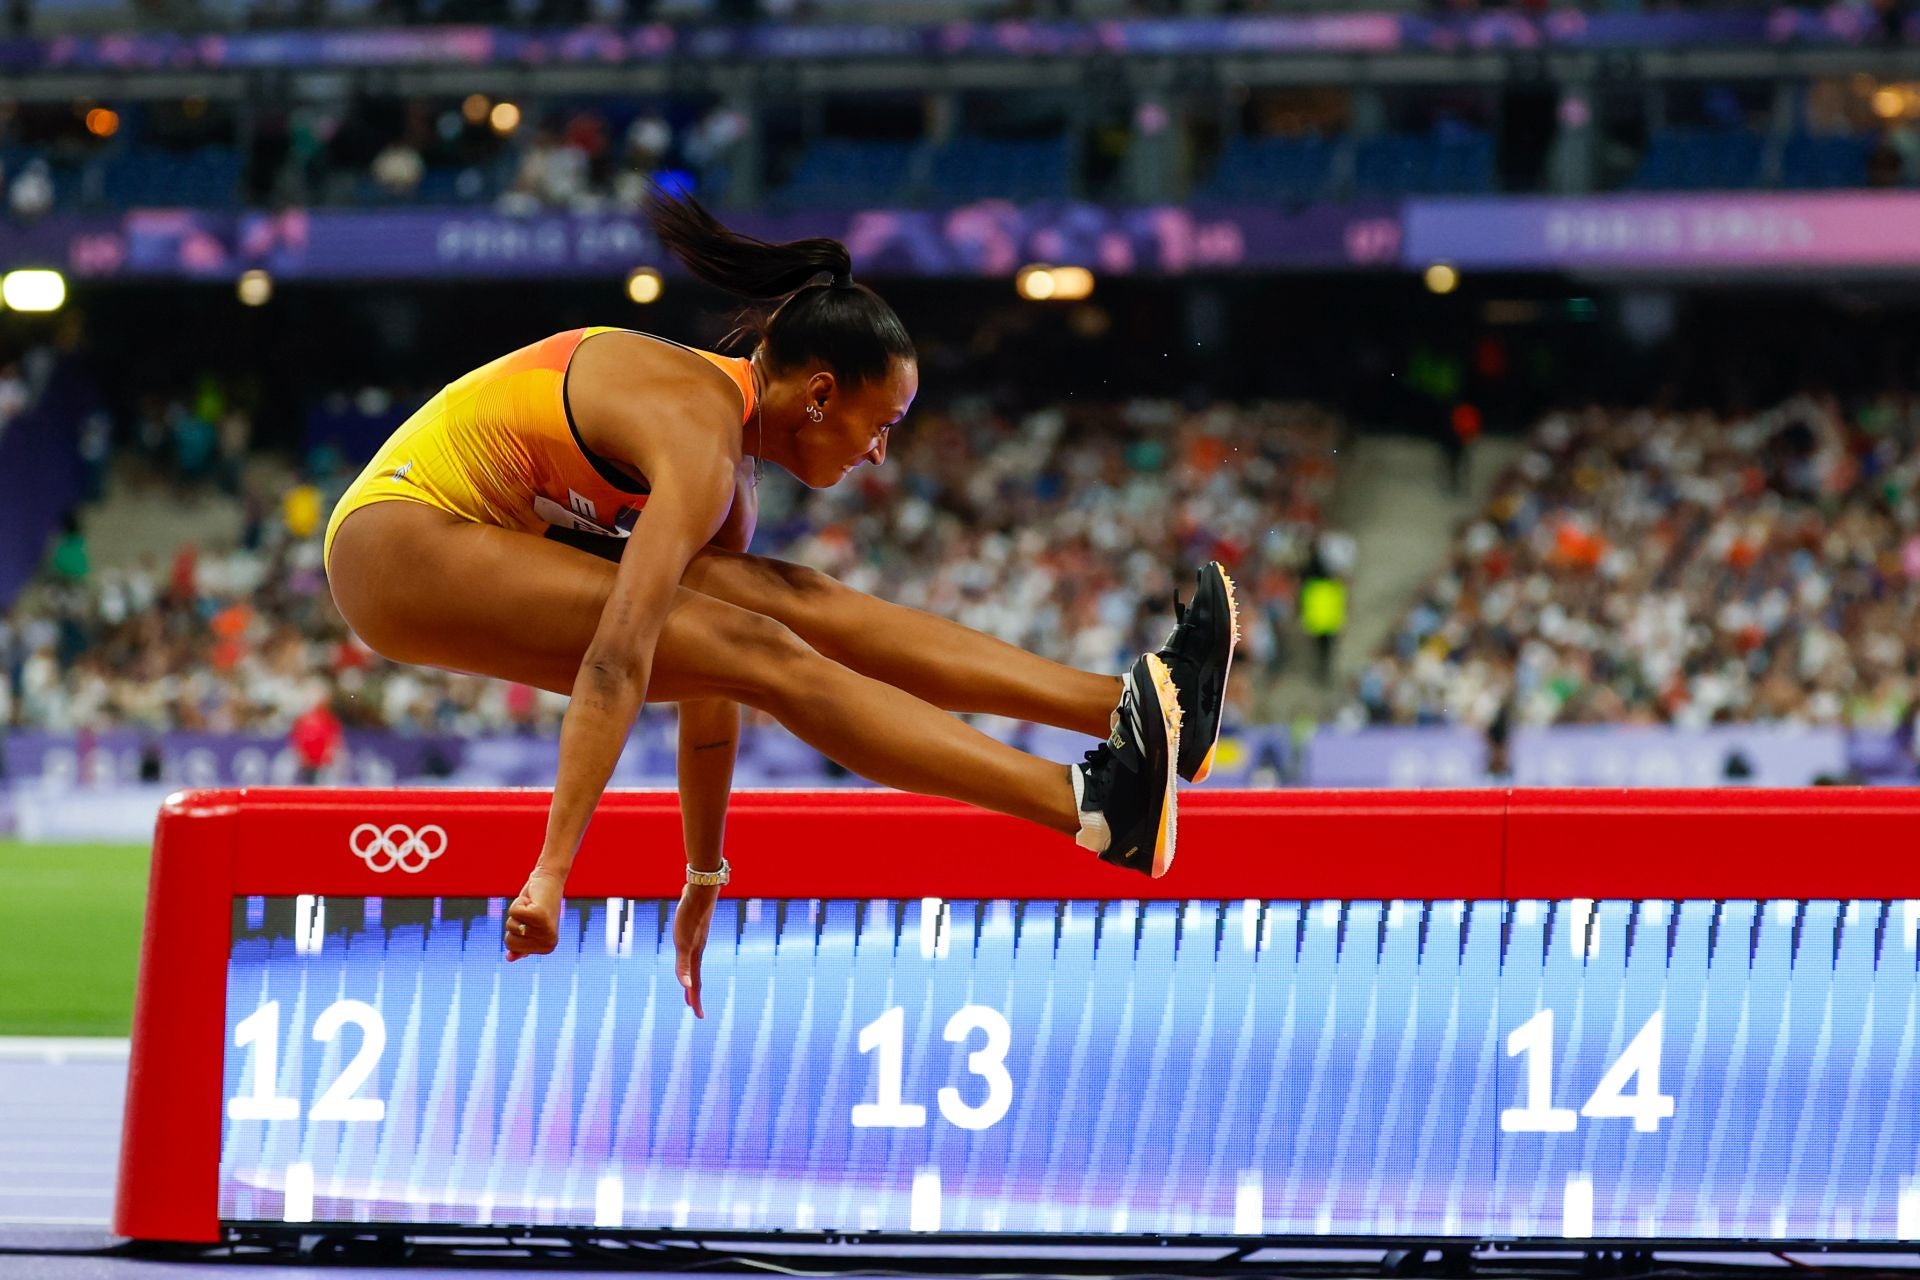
[923,135,1072,204]
[777,138,921,208]
[1628,129,1764,191]
[409,166,499,206]
[1353,130,1494,196]
[100,146,243,207]
[0,144,45,175]
[1779,134,1872,189]
[1195,134,1334,203]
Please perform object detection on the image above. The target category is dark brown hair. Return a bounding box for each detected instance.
[645,189,914,388]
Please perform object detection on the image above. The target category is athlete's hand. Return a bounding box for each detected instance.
[674,882,720,1017]
[506,869,565,962]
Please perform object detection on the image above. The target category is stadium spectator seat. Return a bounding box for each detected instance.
[1351,129,1495,196]
[923,135,1072,204]
[1779,134,1873,190]
[1194,134,1335,203]
[1627,128,1764,191]
[98,146,244,207]
[776,138,923,207]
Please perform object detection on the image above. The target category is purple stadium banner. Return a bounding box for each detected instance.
[7,203,1398,280]
[0,6,1905,73]
[1305,725,1895,787]
[1402,193,1920,271]
[0,730,467,789]
[0,724,1292,791]
[1303,727,1488,788]
[25,195,1920,282]
[1510,725,1851,788]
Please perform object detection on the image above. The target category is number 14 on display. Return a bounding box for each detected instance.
[1503,1008,1674,1134]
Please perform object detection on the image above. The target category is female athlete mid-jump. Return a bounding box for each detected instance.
[324,192,1238,1014]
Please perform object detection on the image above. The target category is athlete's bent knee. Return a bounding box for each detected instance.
[764,556,837,602]
[720,609,822,705]
[729,608,814,666]
[711,549,838,606]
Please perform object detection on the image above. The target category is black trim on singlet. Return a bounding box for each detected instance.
[559,328,753,498]
[561,333,651,496]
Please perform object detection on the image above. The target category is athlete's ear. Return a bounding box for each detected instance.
[806,369,837,410]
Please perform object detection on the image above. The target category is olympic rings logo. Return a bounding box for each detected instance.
[349,823,448,874]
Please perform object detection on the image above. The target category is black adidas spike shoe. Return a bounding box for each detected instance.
[1072,653,1182,878]
[1157,561,1241,783]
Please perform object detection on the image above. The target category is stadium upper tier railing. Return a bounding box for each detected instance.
[2,6,1914,70]
[115,786,1920,1246]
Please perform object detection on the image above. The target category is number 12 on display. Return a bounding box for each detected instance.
[1502,1008,1674,1134]
[852,1005,1013,1131]
[226,1000,388,1123]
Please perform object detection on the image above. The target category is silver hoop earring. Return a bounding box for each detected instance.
[806,404,825,423]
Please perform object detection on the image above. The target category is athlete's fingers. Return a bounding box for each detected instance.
[505,907,550,939]
[678,948,704,1018]
[504,921,555,961]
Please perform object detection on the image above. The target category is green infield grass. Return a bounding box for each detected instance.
[1,840,150,1036]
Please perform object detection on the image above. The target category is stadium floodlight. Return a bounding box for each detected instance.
[1424,263,1460,295]
[626,268,664,305]
[2,269,66,313]
[1015,265,1058,301]
[490,101,522,134]
[237,270,273,307]
[1049,266,1095,301]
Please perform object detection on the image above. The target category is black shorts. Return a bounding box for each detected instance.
[544,525,627,563]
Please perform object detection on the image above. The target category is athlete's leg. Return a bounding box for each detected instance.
[327,502,1077,832]
[678,547,1120,738]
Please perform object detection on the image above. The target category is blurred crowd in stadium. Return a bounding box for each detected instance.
[4,0,1920,766]
[0,384,1339,738]
[19,353,1920,747]
[1354,390,1920,736]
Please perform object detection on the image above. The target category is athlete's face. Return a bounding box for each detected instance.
[793,357,918,489]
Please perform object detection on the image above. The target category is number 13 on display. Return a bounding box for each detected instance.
[852,1005,1014,1131]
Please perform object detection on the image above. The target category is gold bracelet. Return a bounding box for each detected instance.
[686,858,730,887]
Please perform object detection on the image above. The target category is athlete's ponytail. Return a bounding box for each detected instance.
[644,188,914,387]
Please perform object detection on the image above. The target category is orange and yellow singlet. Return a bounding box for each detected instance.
[322,327,755,571]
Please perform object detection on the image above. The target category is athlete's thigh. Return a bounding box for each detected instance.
[327,500,768,701]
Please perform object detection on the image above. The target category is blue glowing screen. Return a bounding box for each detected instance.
[220,897,1920,1240]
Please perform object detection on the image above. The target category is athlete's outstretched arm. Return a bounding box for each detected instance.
[673,697,737,1014]
[508,373,739,962]
[671,470,757,1014]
